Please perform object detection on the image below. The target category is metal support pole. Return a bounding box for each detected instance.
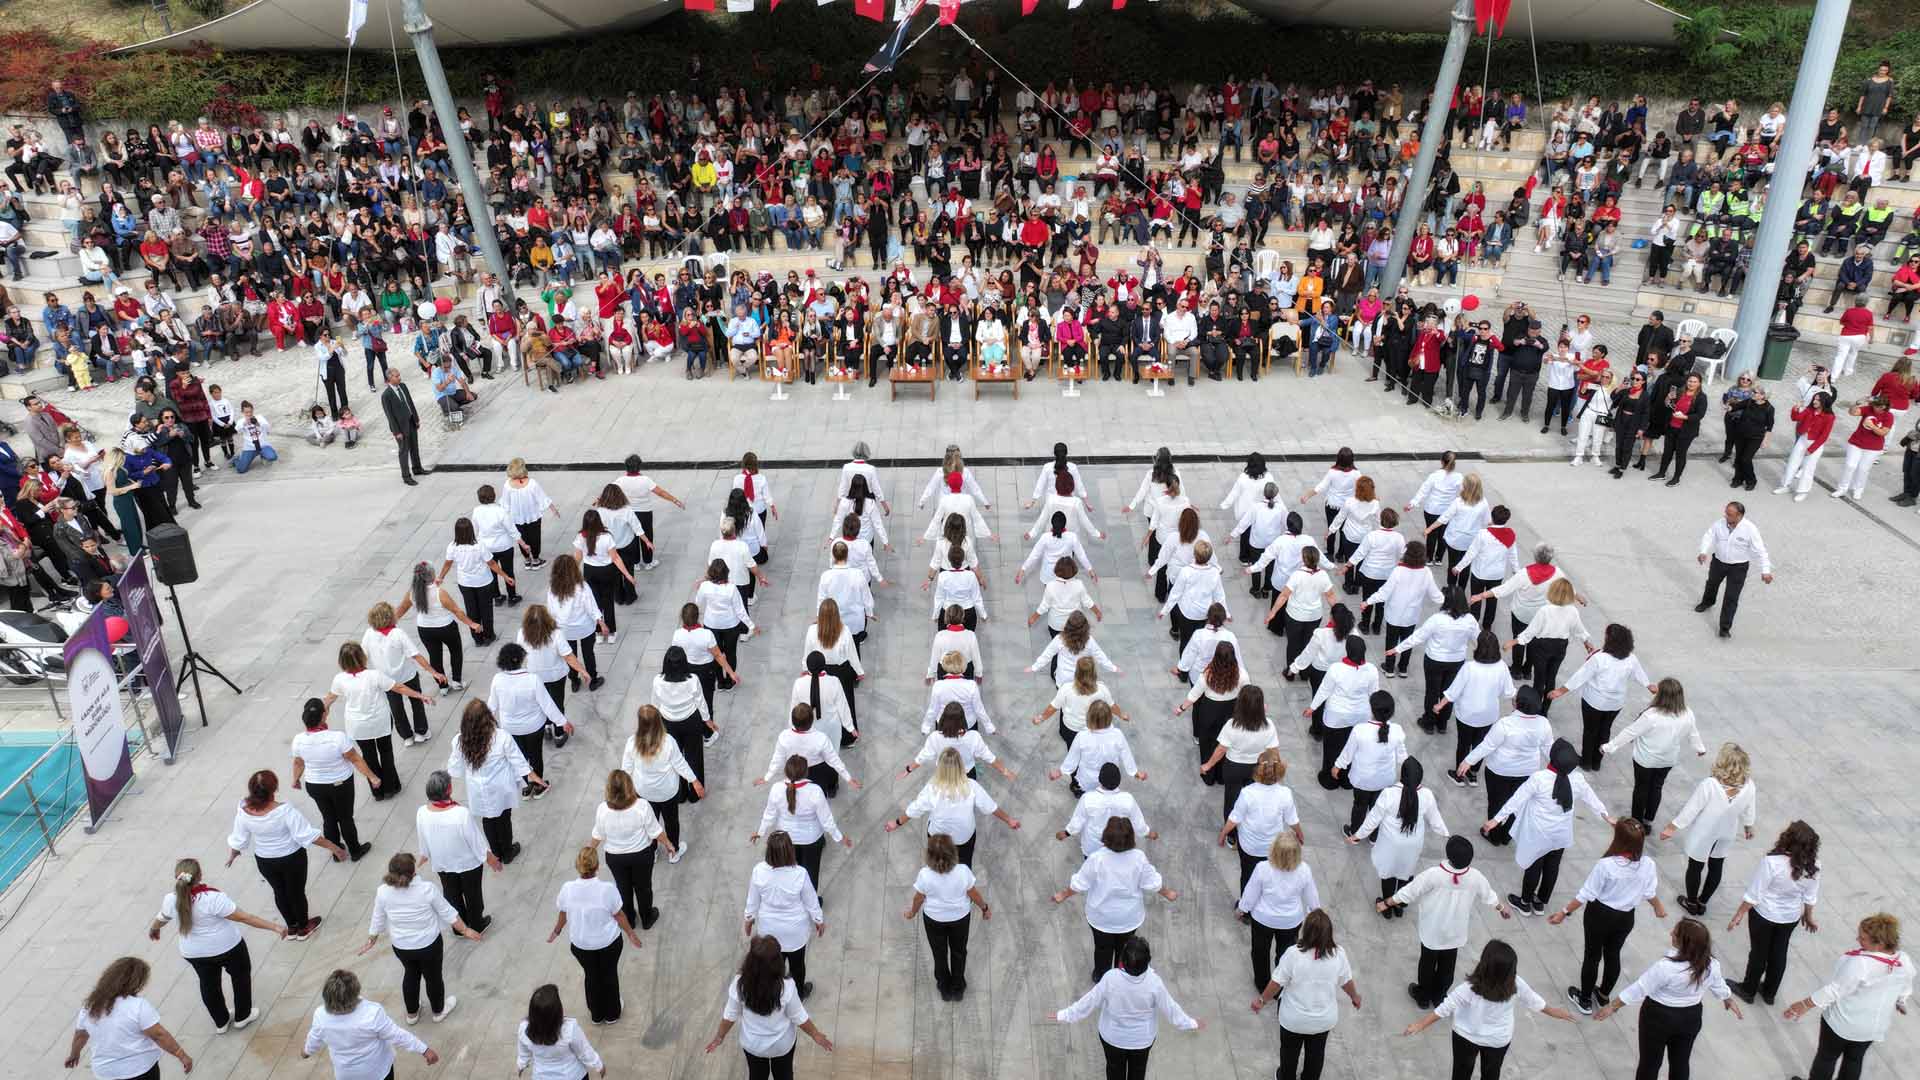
[1728,0,1851,376]
[22,775,56,855]
[400,0,514,298]
[1382,0,1477,296]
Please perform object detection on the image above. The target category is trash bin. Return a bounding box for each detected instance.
[1758,323,1798,381]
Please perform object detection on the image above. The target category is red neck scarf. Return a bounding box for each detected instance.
[189,883,220,897]
[1486,526,1516,548]
[1845,950,1903,968]
[1524,563,1556,585]
[741,470,755,502]
[373,626,394,636]
[1443,863,1468,885]
[429,800,458,810]
[945,624,966,632]
[1340,657,1362,668]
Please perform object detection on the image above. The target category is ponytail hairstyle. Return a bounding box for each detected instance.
[1300,545,1321,573]
[383,852,417,888]
[784,755,807,813]
[1343,634,1368,665]
[948,543,967,570]
[1548,738,1578,811]
[1262,481,1280,508]
[847,473,872,519]
[1049,510,1067,538]
[301,697,327,730]
[1285,510,1305,537]
[1370,689,1394,741]
[804,650,828,721]
[243,769,278,811]
[1205,602,1228,629]
[410,560,433,615]
[1395,758,1424,833]
[1438,449,1457,472]
[680,602,702,629]
[1053,441,1069,473]
[943,513,968,550]
[172,858,203,933]
[1672,918,1713,986]
[1054,468,1075,497]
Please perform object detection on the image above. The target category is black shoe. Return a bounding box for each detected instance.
[471,915,493,935]
[641,907,660,930]
[1407,983,1429,1009]
[588,675,606,692]
[798,981,814,1000]
[1648,470,1667,481]
[1693,602,1714,612]
[1718,627,1731,639]
[1507,893,1533,915]
[1609,467,1623,478]
[1665,477,1681,487]
[1634,458,1647,470]
[403,478,419,486]
[506,842,522,863]
[1567,986,1594,1015]
[349,842,373,861]
[553,727,571,749]
[1728,981,1756,1004]
[186,500,203,510]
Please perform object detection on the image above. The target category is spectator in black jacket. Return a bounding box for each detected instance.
[1499,321,1549,423]
[1724,386,1775,491]
[1636,311,1676,361]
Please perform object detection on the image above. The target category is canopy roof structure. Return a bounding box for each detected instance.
[116,0,1700,53]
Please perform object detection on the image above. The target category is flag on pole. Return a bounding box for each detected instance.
[1021,0,1038,11]
[1473,0,1513,35]
[853,0,886,19]
[863,0,927,69]
[345,0,368,44]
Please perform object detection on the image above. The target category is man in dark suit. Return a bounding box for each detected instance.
[1127,300,1164,384]
[380,369,431,486]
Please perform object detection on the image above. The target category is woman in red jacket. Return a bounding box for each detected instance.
[1650,372,1708,486]
[1774,391,1837,501]
[1870,356,1915,432]
[169,367,216,470]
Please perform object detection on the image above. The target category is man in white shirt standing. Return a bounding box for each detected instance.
[1162,298,1199,387]
[1694,501,1772,638]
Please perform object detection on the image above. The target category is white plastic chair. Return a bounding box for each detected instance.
[1254,248,1281,278]
[1675,318,1709,341]
[1695,328,1738,387]
[704,251,732,278]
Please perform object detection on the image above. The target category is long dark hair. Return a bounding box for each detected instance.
[1230,685,1265,731]
[784,755,807,813]
[804,650,828,721]
[410,559,433,614]
[661,645,692,683]
[1245,451,1267,478]
[1603,817,1646,860]
[1442,587,1470,619]
[1771,820,1820,880]
[1466,939,1518,1002]
[524,983,564,1045]
[1548,738,1578,811]
[1204,641,1239,694]
[459,701,495,770]
[1672,918,1714,985]
[579,508,607,552]
[1296,909,1336,958]
[847,473,872,519]
[83,957,151,1019]
[1472,630,1503,664]
[1395,758,1424,833]
[737,935,787,1015]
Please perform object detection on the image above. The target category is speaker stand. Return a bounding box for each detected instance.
[166,584,240,727]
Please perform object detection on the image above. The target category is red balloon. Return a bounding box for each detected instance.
[106,616,130,643]
[434,297,455,316]
[1461,295,1481,312]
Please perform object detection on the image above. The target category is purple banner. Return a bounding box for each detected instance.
[64,607,133,829]
[119,557,184,762]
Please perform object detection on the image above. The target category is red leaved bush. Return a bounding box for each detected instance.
[0,30,111,114]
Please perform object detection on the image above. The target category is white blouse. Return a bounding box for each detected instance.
[228,801,322,859]
[414,804,489,874]
[914,864,978,922]
[1064,787,1149,857]
[1335,721,1409,791]
[592,801,665,855]
[445,728,532,819]
[1435,977,1548,1049]
[1670,777,1757,861]
[503,478,554,525]
[1056,968,1199,1052]
[1742,853,1821,924]
[1228,782,1300,859]
[744,862,822,951]
[368,879,458,950]
[1272,945,1354,1035]
[292,728,356,785]
[1573,854,1659,912]
[157,887,244,959]
[722,976,809,1058]
[516,1018,604,1080]
[904,778,999,844]
[1069,847,1164,934]
[1059,727,1139,792]
[1239,860,1320,930]
[1400,612,1479,663]
[1443,661,1515,728]
[1562,651,1651,711]
[621,736,699,802]
[757,780,843,846]
[1368,565,1443,628]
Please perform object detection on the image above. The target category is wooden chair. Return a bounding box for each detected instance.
[890,338,936,402]
[973,337,1019,400]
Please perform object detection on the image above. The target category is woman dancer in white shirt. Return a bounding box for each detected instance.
[226,769,346,941]
[1778,913,1914,1080]
[1392,588,1479,731]
[1238,831,1321,993]
[471,484,530,607]
[66,957,195,1078]
[1036,656,1125,749]
[291,698,380,858]
[1142,474,1193,604]
[1549,622,1654,771]
[1432,632,1516,785]
[1482,739,1612,915]
[694,559,756,690]
[1029,467,1104,543]
[355,853,482,1024]
[517,983,605,1080]
[1333,691,1410,835]
[148,858,284,1032]
[1199,685,1280,820]
[590,769,672,931]
[1728,820,1822,1006]
[415,769,502,933]
[361,601,444,745]
[905,833,992,1001]
[1364,541,1442,673]
[1327,476,1383,596]
[1251,909,1361,1080]
[1403,939,1573,1078]
[1269,547,1337,675]
[1458,686,1554,847]
[1055,700,1146,799]
[1032,610,1120,687]
[1300,447,1360,531]
[1050,936,1202,1077]
[1053,817,1178,985]
[914,704,1018,783]
[324,640,433,796]
[1307,635,1380,789]
[806,599,865,733]
[594,483,651,605]
[546,555,611,692]
[794,651,858,748]
[1504,578,1590,711]
[447,700,543,864]
[1601,677,1705,833]
[755,755,852,891]
[504,457,561,567]
[1350,758,1449,914]
[1547,819,1667,1015]
[1424,472,1491,574]
[1220,749,1305,894]
[394,561,482,695]
[572,510,637,640]
[1592,918,1743,1079]
[703,935,836,1072]
[1405,450,1464,529]
[300,969,437,1078]
[1221,454,1278,561]
[1663,743,1757,917]
[744,832,826,1000]
[1018,510,1094,586]
[438,516,514,646]
[547,846,644,1024]
[622,704,703,858]
[885,748,1021,868]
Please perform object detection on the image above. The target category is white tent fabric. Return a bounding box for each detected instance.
[115,0,1699,53]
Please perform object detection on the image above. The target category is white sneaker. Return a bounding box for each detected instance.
[668,839,687,864]
[1771,486,1789,495]
[406,1012,421,1026]
[1569,458,1580,467]
[1794,492,1808,502]
[232,1008,259,1029]
[604,631,619,644]
[431,996,457,1022]
[449,679,466,691]
[1831,489,1849,499]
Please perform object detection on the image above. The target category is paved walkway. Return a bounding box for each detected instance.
[3,371,1917,1080]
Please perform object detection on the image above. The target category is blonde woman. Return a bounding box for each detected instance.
[356,853,483,1024]
[884,748,1022,867]
[1035,655,1124,749]
[504,458,561,568]
[589,768,671,931]
[148,858,284,1032]
[1662,743,1757,917]
[360,601,445,747]
[1054,700,1145,798]
[1425,473,1490,574]
[620,704,703,856]
[547,846,643,1025]
[1238,832,1321,992]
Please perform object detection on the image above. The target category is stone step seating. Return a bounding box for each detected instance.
[1632,287,1913,347]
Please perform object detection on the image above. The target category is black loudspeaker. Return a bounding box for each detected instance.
[146,524,200,586]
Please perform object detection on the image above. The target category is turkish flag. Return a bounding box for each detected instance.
[1021,0,1037,10]
[937,0,960,22]
[1112,0,1127,8]
[1473,0,1512,36]
[684,0,715,9]
[854,0,886,18]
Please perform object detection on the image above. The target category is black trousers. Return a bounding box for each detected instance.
[1236,845,1264,897]
[648,797,683,848]
[1525,638,1568,711]
[1579,701,1619,771]
[385,675,428,740]
[513,730,546,784]
[419,622,463,683]
[1466,575,1502,631]
[1483,772,1526,845]
[1579,901,1635,999]
[254,848,310,930]
[1450,1031,1509,1080]
[571,937,624,1023]
[1455,724,1489,779]
[481,810,515,861]
[666,717,707,801]
[1280,1027,1329,1080]
[1807,1018,1872,1080]
[1348,787,1383,834]
[358,735,402,798]
[1630,762,1672,825]
[1507,615,1534,680]
[393,935,446,1016]
[489,546,519,602]
[1519,846,1565,907]
[794,837,826,893]
[1417,945,1457,1005]
[606,846,657,926]
[305,777,362,850]
[1658,429,1697,478]
[1219,759,1255,824]
[459,583,495,644]
[924,913,972,991]
[396,420,426,481]
[584,562,621,634]
[1635,1000,1702,1080]
[783,944,809,990]
[570,635,599,683]
[1740,913,1797,999]
[1700,557,1750,632]
[438,866,485,926]
[1685,856,1726,906]
[517,520,545,560]
[746,1047,796,1080]
[1091,925,1136,983]
[1424,657,1463,731]
[1100,1039,1152,1080]
[712,624,744,688]
[1249,921,1300,992]
[185,941,252,1027]
[1730,434,1765,487]
[1383,622,1414,673]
